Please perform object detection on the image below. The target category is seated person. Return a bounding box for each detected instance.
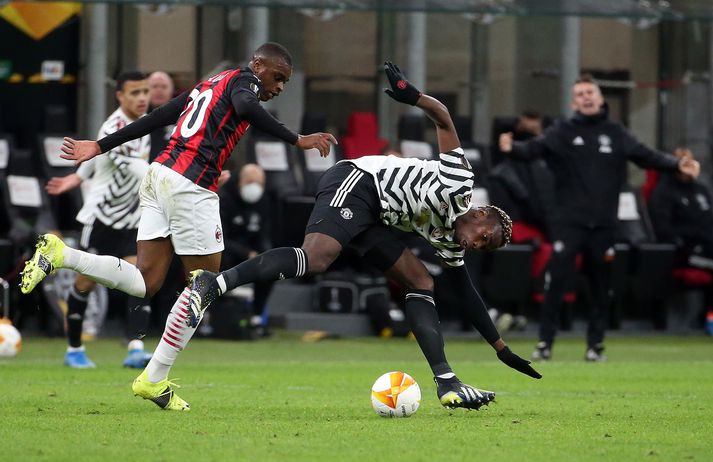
[488,110,553,238]
[649,148,713,326]
[218,163,273,333]
[650,148,713,264]
[487,110,558,296]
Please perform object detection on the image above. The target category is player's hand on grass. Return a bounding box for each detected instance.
[383,61,422,106]
[46,173,82,196]
[497,346,542,379]
[297,132,337,158]
[60,137,101,165]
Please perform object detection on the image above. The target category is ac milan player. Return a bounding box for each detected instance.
[21,42,336,411]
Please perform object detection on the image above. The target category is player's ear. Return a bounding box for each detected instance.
[251,56,263,72]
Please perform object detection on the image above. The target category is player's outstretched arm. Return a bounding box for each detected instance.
[446,264,542,379]
[232,83,337,157]
[383,61,460,154]
[61,91,189,165]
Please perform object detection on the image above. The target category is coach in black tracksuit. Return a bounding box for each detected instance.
[500,75,700,361]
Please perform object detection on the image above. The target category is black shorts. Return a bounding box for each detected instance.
[80,220,138,258]
[305,162,406,271]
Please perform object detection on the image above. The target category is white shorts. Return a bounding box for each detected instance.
[137,163,224,255]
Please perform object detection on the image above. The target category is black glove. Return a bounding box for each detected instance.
[497,346,542,379]
[383,61,422,106]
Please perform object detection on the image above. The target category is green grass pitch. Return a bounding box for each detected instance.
[1,334,712,461]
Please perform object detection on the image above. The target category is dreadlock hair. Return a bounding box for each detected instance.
[484,204,512,246]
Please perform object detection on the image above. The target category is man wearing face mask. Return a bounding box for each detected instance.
[218,163,273,331]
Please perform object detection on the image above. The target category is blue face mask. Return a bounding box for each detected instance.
[240,183,264,204]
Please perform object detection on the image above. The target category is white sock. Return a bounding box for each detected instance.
[67,345,85,353]
[62,246,146,297]
[146,287,196,383]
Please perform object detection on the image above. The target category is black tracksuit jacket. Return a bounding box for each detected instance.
[510,111,680,229]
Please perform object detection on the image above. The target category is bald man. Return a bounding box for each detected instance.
[218,163,273,334]
[147,71,176,162]
[148,71,174,107]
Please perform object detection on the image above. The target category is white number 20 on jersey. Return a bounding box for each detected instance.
[175,88,214,138]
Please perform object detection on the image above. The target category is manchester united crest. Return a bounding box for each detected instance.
[340,208,353,220]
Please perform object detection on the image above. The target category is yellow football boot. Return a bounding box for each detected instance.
[20,234,65,294]
[132,370,190,411]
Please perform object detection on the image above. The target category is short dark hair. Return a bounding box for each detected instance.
[520,109,541,120]
[254,42,293,66]
[484,205,512,246]
[116,71,147,92]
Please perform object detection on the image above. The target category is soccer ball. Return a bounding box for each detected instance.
[0,320,22,357]
[370,371,421,417]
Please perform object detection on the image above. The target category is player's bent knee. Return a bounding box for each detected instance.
[406,274,434,292]
[140,272,165,298]
[303,249,336,274]
[306,255,331,274]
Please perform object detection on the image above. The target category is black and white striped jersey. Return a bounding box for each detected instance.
[76,108,150,230]
[346,148,474,266]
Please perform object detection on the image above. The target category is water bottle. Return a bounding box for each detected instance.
[706,310,713,336]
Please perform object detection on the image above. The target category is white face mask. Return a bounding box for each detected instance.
[240,183,264,204]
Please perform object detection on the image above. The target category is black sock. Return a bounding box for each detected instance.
[404,290,453,377]
[126,295,152,341]
[220,247,308,293]
[66,285,89,348]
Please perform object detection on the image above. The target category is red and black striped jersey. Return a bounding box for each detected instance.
[98,67,298,192]
[155,68,255,191]
[154,68,257,191]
